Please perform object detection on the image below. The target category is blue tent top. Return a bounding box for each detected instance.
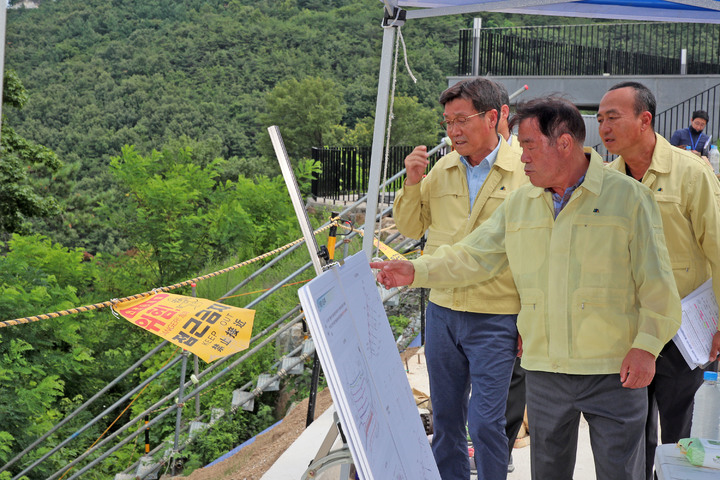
[391,0,720,22]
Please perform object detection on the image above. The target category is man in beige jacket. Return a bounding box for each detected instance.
[599,81,720,479]
[392,78,526,479]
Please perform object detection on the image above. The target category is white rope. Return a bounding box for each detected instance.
[397,28,417,84]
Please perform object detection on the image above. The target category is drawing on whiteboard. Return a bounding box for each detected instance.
[345,350,380,447]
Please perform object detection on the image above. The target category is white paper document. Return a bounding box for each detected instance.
[673,279,719,369]
[298,252,440,480]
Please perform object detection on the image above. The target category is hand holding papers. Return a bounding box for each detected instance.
[673,279,720,369]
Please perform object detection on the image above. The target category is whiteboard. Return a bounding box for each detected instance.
[298,252,440,479]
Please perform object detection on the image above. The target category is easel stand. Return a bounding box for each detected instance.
[301,412,355,480]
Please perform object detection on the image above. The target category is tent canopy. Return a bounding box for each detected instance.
[389,0,720,22]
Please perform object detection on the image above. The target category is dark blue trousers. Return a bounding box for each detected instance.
[425,302,518,480]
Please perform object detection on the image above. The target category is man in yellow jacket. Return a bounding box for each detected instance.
[598,81,720,480]
[373,97,681,480]
[393,78,526,479]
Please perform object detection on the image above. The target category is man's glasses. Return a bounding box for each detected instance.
[440,111,486,130]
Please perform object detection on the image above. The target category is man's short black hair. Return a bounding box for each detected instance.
[439,78,503,118]
[495,82,510,106]
[692,110,709,122]
[511,96,586,145]
[608,81,656,128]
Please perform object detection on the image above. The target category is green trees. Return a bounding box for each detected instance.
[102,144,301,285]
[99,138,319,285]
[0,234,98,472]
[3,0,476,253]
[0,70,61,239]
[343,95,442,147]
[259,76,346,162]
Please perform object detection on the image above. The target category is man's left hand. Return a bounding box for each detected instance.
[710,330,720,362]
[619,348,655,389]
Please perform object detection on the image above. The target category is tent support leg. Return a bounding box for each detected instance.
[362,22,397,259]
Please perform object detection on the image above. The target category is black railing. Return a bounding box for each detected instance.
[311,145,446,202]
[313,87,720,198]
[459,22,720,76]
[656,85,720,148]
[591,82,720,160]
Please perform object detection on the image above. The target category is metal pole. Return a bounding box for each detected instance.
[194,355,201,417]
[362,23,397,259]
[472,18,482,76]
[270,125,325,276]
[681,48,687,75]
[144,415,150,454]
[327,212,338,261]
[172,351,189,476]
[192,282,201,418]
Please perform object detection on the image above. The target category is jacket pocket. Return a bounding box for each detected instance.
[571,214,629,280]
[427,189,468,240]
[517,288,546,356]
[570,287,634,360]
[506,217,552,273]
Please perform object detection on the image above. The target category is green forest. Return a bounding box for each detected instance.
[0,1,612,478]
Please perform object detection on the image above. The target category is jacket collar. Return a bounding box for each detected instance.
[615,133,673,177]
[526,152,602,198]
[648,133,674,175]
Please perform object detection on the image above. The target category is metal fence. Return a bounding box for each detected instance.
[655,84,720,149]
[311,145,417,202]
[459,22,720,76]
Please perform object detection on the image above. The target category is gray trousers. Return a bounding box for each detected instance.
[526,370,647,480]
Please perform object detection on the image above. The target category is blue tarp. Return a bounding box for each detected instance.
[204,419,283,468]
[392,0,720,23]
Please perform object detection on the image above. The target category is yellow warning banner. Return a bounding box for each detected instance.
[115,293,255,362]
[371,237,405,261]
[338,223,405,260]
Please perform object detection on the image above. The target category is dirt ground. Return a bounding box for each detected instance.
[161,388,334,480]
[160,348,422,480]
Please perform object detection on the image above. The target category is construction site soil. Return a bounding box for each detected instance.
[161,388,333,480]
[162,347,422,480]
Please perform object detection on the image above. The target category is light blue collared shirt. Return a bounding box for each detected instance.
[460,135,502,210]
[549,174,585,219]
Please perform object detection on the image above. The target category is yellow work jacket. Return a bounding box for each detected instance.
[393,138,527,314]
[507,134,523,155]
[607,134,720,308]
[411,155,681,375]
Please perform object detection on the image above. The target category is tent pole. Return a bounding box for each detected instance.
[362,22,397,259]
